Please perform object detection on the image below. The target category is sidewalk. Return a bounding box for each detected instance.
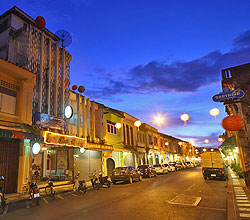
[5,180,93,204]
[227,168,250,219]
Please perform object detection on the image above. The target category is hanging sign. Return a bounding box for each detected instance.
[212,88,245,102]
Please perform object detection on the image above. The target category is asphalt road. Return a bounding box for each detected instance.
[0,167,227,220]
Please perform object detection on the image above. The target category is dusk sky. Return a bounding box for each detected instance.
[2,0,250,148]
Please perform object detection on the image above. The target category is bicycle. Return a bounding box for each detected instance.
[45,177,55,200]
[0,176,6,214]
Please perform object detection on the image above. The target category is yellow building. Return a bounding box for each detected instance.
[0,59,36,194]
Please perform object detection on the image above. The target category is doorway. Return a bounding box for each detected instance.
[106,158,115,176]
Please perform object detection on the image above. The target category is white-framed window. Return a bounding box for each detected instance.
[107,120,117,135]
[0,84,17,115]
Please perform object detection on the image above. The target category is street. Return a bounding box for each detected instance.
[1,167,227,220]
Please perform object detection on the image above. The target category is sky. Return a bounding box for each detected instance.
[1,0,250,148]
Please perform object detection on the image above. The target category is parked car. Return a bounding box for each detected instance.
[137,165,157,178]
[161,164,170,174]
[164,163,176,172]
[153,164,166,175]
[169,162,181,171]
[186,161,195,168]
[111,166,142,184]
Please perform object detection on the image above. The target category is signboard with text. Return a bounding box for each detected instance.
[212,88,245,102]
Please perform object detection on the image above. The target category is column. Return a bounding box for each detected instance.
[87,98,90,137]
[47,38,51,114]
[54,44,59,116]
[61,48,65,113]
[82,96,86,138]
[38,33,44,112]
[91,101,95,141]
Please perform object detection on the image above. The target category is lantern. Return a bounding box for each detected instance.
[221,116,244,131]
[180,113,190,125]
[134,120,141,128]
[204,139,209,144]
[78,86,85,93]
[35,16,46,30]
[72,85,77,90]
[210,108,220,119]
[115,122,122,129]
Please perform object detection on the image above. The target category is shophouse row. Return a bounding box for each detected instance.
[0,6,197,194]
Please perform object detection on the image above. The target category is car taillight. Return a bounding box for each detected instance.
[202,168,204,173]
[222,169,224,175]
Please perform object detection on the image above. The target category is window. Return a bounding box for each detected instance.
[107,121,117,135]
[0,85,17,115]
[154,137,158,145]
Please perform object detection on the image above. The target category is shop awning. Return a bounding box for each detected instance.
[220,136,236,150]
[0,128,43,141]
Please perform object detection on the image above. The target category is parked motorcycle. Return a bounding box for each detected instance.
[0,176,6,214]
[45,177,55,199]
[89,172,101,190]
[27,176,40,207]
[99,173,111,188]
[73,171,87,193]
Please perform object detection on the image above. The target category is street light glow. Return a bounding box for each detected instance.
[154,115,165,125]
[204,139,209,144]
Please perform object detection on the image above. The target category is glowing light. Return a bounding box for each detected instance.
[204,139,209,144]
[165,142,169,146]
[234,147,239,153]
[210,149,214,152]
[218,137,224,142]
[41,147,47,151]
[115,122,122,129]
[189,140,195,145]
[134,120,141,128]
[32,143,41,155]
[229,152,233,156]
[123,152,129,157]
[154,115,165,125]
[180,113,190,125]
[65,106,73,119]
[203,148,207,152]
[178,142,183,146]
[210,108,220,119]
[80,147,85,153]
[44,131,86,147]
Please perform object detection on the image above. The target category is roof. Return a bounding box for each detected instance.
[0,6,60,41]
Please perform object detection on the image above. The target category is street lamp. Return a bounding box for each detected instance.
[134,120,141,130]
[210,108,220,119]
[180,113,190,125]
[218,137,224,143]
[165,142,169,146]
[115,122,122,129]
[178,142,183,146]
[154,115,165,125]
[204,139,209,144]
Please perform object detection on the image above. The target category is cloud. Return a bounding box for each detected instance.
[87,29,250,98]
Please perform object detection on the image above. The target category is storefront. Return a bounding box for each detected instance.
[35,131,86,181]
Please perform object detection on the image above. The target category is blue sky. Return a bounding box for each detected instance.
[2,0,250,148]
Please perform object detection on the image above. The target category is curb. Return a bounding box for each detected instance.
[6,181,93,205]
[227,175,237,220]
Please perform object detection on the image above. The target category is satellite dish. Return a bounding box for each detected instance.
[55,30,72,47]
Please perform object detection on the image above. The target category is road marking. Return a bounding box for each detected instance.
[237,200,250,203]
[185,184,195,191]
[56,195,64,200]
[69,192,77,197]
[239,208,250,211]
[42,198,48,204]
[196,206,226,211]
[239,213,250,218]
[237,204,250,207]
